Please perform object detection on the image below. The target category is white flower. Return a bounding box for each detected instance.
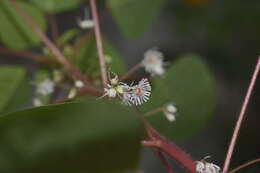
[196,159,221,173]
[100,73,151,106]
[142,49,165,76]
[128,78,151,106]
[36,79,54,95]
[77,18,94,29]
[75,80,84,88]
[77,8,94,29]
[68,88,77,99]
[33,98,43,107]
[163,104,177,122]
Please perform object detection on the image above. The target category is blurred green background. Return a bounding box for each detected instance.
[0,0,259,172]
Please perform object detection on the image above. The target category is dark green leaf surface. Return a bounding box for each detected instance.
[108,0,165,38]
[28,0,82,13]
[0,98,142,173]
[0,0,46,50]
[144,55,216,139]
[0,66,29,114]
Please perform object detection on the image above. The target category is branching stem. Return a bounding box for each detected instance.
[222,57,260,173]
[228,158,260,173]
[10,0,99,93]
[89,0,108,87]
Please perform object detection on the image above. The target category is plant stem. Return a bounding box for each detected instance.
[48,14,59,46]
[0,47,49,62]
[144,106,165,117]
[222,57,260,173]
[154,150,175,173]
[228,158,260,173]
[136,107,196,173]
[121,63,142,81]
[89,0,108,87]
[10,0,99,93]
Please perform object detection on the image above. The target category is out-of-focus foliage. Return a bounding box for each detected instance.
[27,0,83,13]
[107,0,165,38]
[73,35,126,76]
[0,98,142,173]
[143,55,216,140]
[0,66,30,114]
[0,0,46,50]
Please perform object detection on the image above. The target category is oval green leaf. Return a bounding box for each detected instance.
[28,0,82,13]
[143,55,216,140]
[0,0,46,50]
[0,98,142,173]
[107,0,165,38]
[0,66,30,114]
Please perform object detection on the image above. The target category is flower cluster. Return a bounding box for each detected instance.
[163,103,177,122]
[142,48,166,76]
[33,78,55,107]
[102,74,151,106]
[35,79,55,96]
[196,157,221,173]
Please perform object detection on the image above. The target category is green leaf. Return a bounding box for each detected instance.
[74,35,125,76]
[28,0,82,13]
[0,66,30,114]
[144,55,216,140]
[107,0,165,38]
[0,0,46,50]
[58,29,79,46]
[0,98,142,173]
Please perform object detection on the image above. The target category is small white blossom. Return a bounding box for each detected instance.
[33,98,43,107]
[68,88,77,99]
[142,49,165,76]
[77,18,94,29]
[100,73,152,106]
[36,79,54,95]
[196,158,221,173]
[104,87,117,98]
[128,78,151,106]
[77,8,94,29]
[163,104,177,122]
[75,80,84,88]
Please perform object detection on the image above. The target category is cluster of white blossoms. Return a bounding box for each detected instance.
[68,80,85,99]
[35,79,55,96]
[102,74,151,106]
[142,48,166,76]
[33,78,55,107]
[196,157,221,173]
[163,103,178,122]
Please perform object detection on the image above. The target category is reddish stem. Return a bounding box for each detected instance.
[154,150,175,173]
[0,47,49,62]
[222,57,260,173]
[89,0,108,87]
[48,14,59,45]
[120,63,142,81]
[228,158,260,173]
[10,0,99,93]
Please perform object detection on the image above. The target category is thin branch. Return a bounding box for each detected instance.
[154,150,175,173]
[10,0,99,93]
[120,63,142,81]
[136,107,196,173]
[48,14,59,45]
[89,0,108,87]
[228,158,260,173]
[222,57,260,173]
[145,127,197,173]
[0,46,49,62]
[144,106,164,117]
